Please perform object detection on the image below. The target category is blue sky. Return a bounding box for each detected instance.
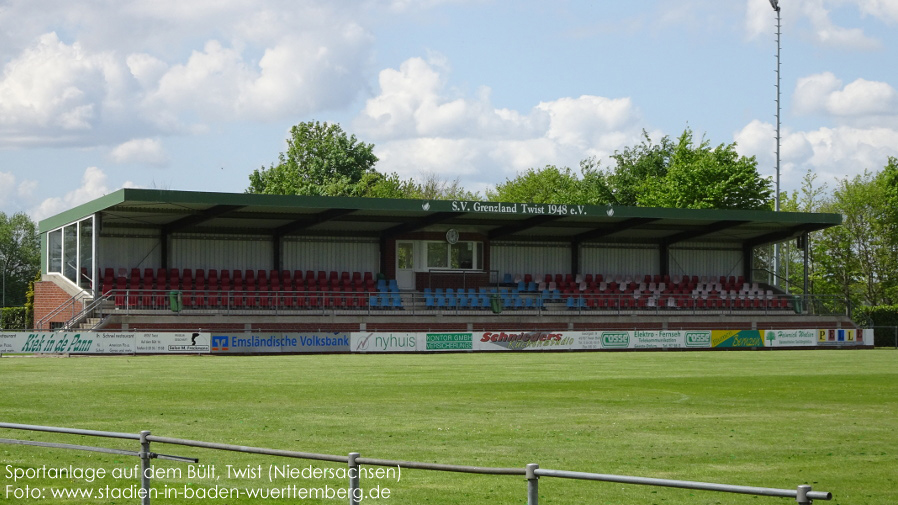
[1,0,897,221]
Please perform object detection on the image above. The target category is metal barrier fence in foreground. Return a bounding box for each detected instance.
[0,422,833,505]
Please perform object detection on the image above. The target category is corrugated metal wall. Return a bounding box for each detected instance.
[97,233,742,282]
[581,244,660,277]
[491,242,571,278]
[99,234,161,271]
[172,234,274,271]
[669,242,743,278]
[283,237,379,273]
[99,233,380,275]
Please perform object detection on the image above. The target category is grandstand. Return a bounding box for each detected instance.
[33,189,858,346]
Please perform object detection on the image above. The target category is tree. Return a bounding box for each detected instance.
[877,156,898,304]
[416,173,480,201]
[0,212,40,308]
[604,130,674,206]
[779,170,829,296]
[602,128,772,210]
[247,121,379,196]
[836,171,894,306]
[487,165,585,204]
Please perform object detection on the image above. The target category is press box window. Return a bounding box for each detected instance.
[46,216,95,289]
[426,241,482,270]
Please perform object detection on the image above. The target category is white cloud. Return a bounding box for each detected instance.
[126,53,168,90]
[807,6,881,50]
[827,78,898,116]
[793,72,898,122]
[0,172,15,202]
[735,120,898,189]
[856,0,898,22]
[740,66,898,191]
[30,167,137,221]
[0,3,375,147]
[793,72,843,115]
[18,179,38,199]
[384,0,486,12]
[744,0,882,49]
[538,96,639,153]
[0,33,114,140]
[357,56,550,141]
[0,172,38,213]
[109,138,170,166]
[356,57,648,194]
[802,126,898,176]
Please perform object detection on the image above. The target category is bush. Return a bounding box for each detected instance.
[855,305,898,347]
[0,307,27,330]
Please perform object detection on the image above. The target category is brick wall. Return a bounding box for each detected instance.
[33,281,84,330]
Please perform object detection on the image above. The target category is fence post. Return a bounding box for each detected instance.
[526,463,539,505]
[348,452,360,505]
[795,484,812,504]
[139,430,152,505]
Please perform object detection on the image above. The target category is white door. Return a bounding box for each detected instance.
[396,241,415,289]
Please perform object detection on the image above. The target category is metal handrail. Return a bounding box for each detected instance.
[62,293,112,330]
[533,468,831,501]
[35,291,93,329]
[0,422,832,505]
[89,288,849,317]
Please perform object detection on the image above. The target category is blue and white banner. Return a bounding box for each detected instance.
[210,332,350,353]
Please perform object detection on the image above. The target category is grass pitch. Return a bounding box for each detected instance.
[1,350,896,504]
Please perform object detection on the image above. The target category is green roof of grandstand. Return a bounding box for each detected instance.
[39,188,841,247]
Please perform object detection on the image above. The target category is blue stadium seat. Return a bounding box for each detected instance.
[445,288,457,308]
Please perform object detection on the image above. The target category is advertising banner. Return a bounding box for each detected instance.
[817,328,858,344]
[136,332,210,353]
[711,330,766,348]
[0,332,30,353]
[93,332,137,353]
[425,333,475,351]
[762,329,818,347]
[579,330,711,350]
[210,332,349,354]
[478,331,577,351]
[0,332,210,353]
[0,328,868,354]
[351,332,419,352]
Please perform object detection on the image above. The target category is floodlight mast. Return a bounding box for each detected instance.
[771,0,782,287]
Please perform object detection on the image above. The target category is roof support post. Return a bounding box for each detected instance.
[660,243,670,278]
[801,232,809,298]
[742,242,754,283]
[161,231,169,270]
[379,236,389,278]
[571,242,580,278]
[273,235,282,272]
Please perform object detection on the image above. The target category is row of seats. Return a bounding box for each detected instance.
[101,268,379,295]
[112,289,404,310]
[499,273,792,307]
[504,272,747,288]
[423,288,543,310]
[101,266,789,312]
[103,267,404,310]
[563,292,793,310]
[423,286,792,311]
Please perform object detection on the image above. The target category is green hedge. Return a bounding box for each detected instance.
[0,307,27,330]
[854,305,898,347]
